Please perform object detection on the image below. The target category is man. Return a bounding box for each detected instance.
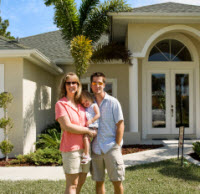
[90,72,125,194]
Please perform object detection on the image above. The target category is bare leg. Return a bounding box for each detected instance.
[112,181,123,194]
[83,134,90,156]
[76,173,87,194]
[96,181,105,194]
[65,173,79,194]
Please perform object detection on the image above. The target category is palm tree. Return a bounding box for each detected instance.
[44,0,131,77]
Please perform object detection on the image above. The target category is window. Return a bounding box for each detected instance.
[81,77,117,97]
[149,39,192,61]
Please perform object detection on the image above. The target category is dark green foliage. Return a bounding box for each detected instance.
[79,0,100,29]
[0,92,13,109]
[92,42,131,63]
[11,148,62,166]
[11,122,62,166]
[0,17,15,40]
[44,0,80,44]
[83,0,131,42]
[0,117,12,129]
[192,141,200,157]
[36,128,61,149]
[0,140,14,155]
[0,92,14,160]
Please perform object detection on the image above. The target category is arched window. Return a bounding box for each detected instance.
[149,39,192,61]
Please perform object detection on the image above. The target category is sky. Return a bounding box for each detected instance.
[1,0,200,38]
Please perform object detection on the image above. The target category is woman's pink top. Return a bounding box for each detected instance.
[55,97,87,152]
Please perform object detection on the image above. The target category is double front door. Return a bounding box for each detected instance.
[147,70,194,135]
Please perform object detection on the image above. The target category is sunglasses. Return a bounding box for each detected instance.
[65,81,78,86]
[91,82,104,86]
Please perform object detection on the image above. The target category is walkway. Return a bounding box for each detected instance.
[0,140,197,181]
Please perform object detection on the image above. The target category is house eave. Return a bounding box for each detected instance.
[0,49,63,75]
[108,12,200,17]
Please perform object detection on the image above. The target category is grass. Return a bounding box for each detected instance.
[0,158,200,194]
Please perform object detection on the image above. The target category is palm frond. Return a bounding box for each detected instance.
[83,0,131,42]
[45,0,80,43]
[91,42,131,63]
[79,0,100,29]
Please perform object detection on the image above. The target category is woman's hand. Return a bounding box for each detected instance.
[87,129,97,137]
[86,119,93,126]
[92,129,98,137]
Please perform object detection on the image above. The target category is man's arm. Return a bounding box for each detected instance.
[115,120,124,145]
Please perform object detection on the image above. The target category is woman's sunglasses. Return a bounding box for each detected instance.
[65,81,78,86]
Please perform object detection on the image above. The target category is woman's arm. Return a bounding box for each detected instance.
[58,114,95,137]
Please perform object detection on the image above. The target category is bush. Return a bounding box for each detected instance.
[36,128,61,149]
[11,148,62,166]
[0,140,14,155]
[192,141,200,157]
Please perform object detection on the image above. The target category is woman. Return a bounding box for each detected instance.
[55,72,96,194]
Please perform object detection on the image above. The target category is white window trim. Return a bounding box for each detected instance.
[81,77,117,98]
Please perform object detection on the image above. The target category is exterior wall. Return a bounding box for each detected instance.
[0,58,23,157]
[128,23,200,54]
[185,34,200,138]
[23,59,56,154]
[0,64,4,158]
[57,63,130,132]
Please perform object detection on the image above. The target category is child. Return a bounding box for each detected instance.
[80,90,100,164]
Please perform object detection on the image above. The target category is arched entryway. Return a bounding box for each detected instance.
[142,33,199,139]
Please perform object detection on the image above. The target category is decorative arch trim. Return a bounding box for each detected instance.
[132,25,200,58]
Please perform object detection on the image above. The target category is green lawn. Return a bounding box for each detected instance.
[0,159,200,194]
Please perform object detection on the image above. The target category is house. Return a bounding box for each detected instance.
[1,2,200,157]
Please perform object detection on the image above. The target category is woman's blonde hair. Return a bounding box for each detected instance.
[59,72,82,103]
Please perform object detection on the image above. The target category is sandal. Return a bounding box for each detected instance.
[81,154,91,164]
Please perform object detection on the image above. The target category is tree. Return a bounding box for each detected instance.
[0,17,15,40]
[0,92,14,161]
[44,0,131,77]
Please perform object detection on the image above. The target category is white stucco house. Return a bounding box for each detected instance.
[1,2,200,157]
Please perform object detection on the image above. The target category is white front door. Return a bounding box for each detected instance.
[147,69,194,135]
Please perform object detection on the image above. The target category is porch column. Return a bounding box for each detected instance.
[129,58,138,132]
[0,64,4,158]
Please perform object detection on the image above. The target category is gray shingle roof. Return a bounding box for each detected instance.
[20,30,72,63]
[0,36,28,50]
[132,2,200,13]
[20,30,109,64]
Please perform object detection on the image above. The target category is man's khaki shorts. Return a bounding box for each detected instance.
[91,144,125,181]
[62,150,90,174]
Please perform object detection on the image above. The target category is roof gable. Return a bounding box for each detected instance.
[132,2,200,13]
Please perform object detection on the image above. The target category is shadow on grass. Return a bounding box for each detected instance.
[126,158,200,182]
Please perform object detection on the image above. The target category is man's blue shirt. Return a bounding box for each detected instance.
[92,93,124,154]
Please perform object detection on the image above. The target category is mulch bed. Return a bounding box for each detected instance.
[121,144,163,155]
[0,144,164,167]
[189,152,200,162]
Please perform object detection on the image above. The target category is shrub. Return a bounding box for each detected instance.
[192,141,200,157]
[36,128,61,149]
[0,140,14,155]
[11,148,62,166]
